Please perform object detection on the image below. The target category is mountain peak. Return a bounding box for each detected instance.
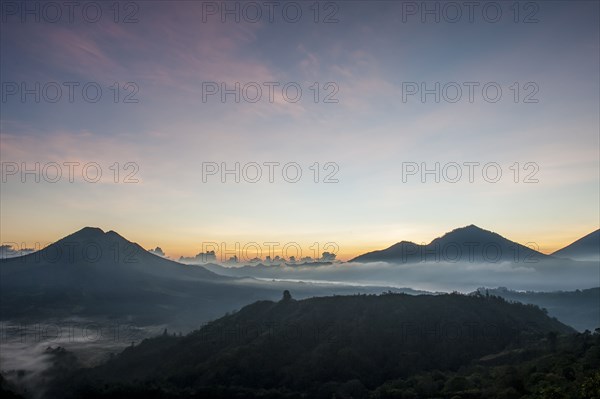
[351,225,548,263]
[390,240,418,247]
[452,224,488,233]
[64,228,130,244]
[77,226,105,234]
[434,224,497,241]
[65,226,106,241]
[2,226,222,280]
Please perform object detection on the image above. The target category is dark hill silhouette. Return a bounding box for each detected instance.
[350,225,549,264]
[49,292,574,398]
[552,229,600,261]
[0,227,258,325]
[0,226,220,280]
[0,228,431,327]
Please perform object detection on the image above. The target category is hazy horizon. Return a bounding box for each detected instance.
[1,223,598,262]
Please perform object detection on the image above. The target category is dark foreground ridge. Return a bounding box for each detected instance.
[39,291,598,399]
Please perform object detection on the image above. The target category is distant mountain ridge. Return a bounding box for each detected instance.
[1,226,220,279]
[0,227,423,326]
[471,287,600,332]
[350,225,549,264]
[552,229,600,261]
[0,227,251,324]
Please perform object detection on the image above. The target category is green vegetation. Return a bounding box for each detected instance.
[371,331,600,399]
[38,292,598,399]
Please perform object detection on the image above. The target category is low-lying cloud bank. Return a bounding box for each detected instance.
[207,259,600,293]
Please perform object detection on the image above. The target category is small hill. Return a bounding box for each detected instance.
[50,292,575,398]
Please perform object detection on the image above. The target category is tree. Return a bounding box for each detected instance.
[580,372,600,399]
[547,331,558,352]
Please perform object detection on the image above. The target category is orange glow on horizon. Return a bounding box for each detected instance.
[1,225,596,262]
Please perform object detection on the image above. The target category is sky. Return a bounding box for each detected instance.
[1,0,599,261]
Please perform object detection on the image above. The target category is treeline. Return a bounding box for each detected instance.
[24,292,599,398]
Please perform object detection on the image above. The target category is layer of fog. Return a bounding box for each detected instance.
[211,259,600,293]
[0,319,165,398]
